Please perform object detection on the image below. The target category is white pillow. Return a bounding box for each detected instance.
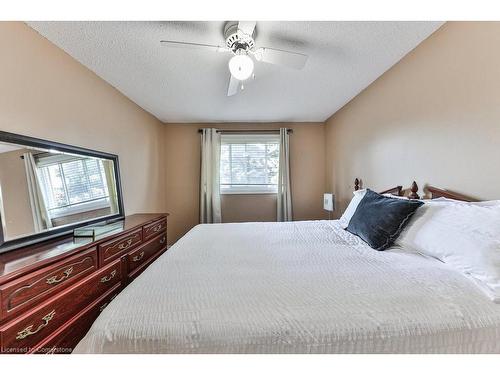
[431,197,500,206]
[396,200,500,301]
[339,189,366,229]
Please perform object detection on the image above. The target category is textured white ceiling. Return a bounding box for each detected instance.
[27,21,443,123]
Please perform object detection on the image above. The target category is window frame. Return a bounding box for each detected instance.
[37,156,111,218]
[219,134,280,195]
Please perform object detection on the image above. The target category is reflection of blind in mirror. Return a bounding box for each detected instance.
[37,158,110,214]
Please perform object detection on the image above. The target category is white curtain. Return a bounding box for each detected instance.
[200,129,222,223]
[277,128,293,222]
[23,152,52,232]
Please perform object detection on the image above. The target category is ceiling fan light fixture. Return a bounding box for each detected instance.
[228,54,254,81]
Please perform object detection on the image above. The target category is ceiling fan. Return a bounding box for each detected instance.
[160,21,308,96]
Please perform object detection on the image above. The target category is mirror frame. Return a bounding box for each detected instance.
[0,130,125,253]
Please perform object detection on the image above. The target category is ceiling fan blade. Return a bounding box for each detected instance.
[160,40,228,53]
[227,75,240,96]
[238,21,256,36]
[254,47,308,69]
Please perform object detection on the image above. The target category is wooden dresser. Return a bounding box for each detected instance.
[0,213,168,354]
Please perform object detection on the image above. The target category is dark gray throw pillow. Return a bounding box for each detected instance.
[346,189,423,250]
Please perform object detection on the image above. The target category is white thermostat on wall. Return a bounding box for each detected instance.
[323,193,335,212]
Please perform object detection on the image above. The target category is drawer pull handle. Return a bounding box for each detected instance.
[100,270,117,283]
[118,238,134,250]
[46,267,73,285]
[153,224,163,233]
[16,310,56,340]
[160,237,166,245]
[132,251,145,262]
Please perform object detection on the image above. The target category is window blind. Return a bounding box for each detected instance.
[220,134,280,194]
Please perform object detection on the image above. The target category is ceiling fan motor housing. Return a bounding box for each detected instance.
[224,21,255,53]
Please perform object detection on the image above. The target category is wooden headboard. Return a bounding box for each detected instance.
[379,185,404,197]
[354,177,408,198]
[354,178,476,202]
[425,186,475,202]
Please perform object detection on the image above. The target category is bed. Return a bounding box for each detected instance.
[73,181,500,354]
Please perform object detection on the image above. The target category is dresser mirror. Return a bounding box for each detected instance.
[0,131,124,253]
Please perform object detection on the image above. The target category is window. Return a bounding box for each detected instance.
[36,156,111,218]
[220,134,280,194]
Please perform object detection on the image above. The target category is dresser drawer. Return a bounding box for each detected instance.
[98,228,142,265]
[31,285,121,354]
[129,246,167,283]
[143,218,167,241]
[127,232,166,276]
[0,248,98,322]
[0,259,121,352]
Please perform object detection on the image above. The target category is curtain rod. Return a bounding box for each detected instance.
[197,129,293,134]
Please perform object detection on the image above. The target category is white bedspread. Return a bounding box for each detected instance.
[74,220,500,353]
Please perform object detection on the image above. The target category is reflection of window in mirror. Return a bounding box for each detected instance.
[0,145,119,241]
[34,153,119,227]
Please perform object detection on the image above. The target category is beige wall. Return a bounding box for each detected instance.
[0,149,34,238]
[221,194,277,223]
[164,123,327,243]
[325,22,500,217]
[0,22,166,221]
